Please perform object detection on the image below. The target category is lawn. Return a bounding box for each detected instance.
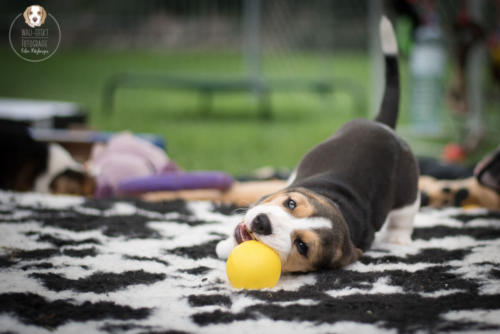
[0,48,498,175]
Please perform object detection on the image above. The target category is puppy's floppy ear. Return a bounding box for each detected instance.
[23,6,31,24]
[475,146,500,193]
[337,237,363,267]
[329,231,362,268]
[40,6,47,24]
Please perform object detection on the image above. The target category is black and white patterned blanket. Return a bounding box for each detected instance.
[1,191,500,334]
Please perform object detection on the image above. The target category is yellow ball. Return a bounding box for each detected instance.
[226,240,281,289]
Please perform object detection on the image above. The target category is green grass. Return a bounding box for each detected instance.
[0,48,498,174]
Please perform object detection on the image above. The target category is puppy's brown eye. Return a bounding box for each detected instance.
[285,199,296,210]
[294,238,308,257]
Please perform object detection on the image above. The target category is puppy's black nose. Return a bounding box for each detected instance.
[252,214,272,235]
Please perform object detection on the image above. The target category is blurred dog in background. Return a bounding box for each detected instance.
[0,122,95,196]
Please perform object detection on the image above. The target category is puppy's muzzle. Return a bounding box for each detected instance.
[251,214,272,235]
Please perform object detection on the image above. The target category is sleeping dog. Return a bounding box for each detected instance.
[216,17,420,272]
[0,122,95,196]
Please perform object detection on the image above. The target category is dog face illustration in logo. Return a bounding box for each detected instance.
[23,5,47,28]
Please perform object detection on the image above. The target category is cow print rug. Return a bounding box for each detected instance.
[1,191,500,334]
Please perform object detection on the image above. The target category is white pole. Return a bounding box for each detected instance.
[369,0,383,117]
[243,0,261,80]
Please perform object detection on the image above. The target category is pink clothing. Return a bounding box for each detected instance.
[89,133,176,197]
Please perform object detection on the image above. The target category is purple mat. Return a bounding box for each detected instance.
[118,171,234,194]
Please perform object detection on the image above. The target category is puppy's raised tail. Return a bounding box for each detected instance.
[375,16,400,129]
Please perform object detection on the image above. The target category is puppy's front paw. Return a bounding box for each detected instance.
[216,237,236,260]
[384,231,412,246]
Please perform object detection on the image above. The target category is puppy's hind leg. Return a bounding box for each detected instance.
[383,195,420,245]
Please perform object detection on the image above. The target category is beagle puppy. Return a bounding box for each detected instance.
[419,176,500,210]
[216,17,420,273]
[0,122,95,196]
[419,147,500,210]
[24,5,47,28]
